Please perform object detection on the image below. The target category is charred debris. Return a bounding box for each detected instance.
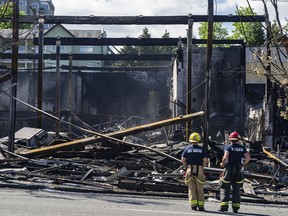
[0,112,288,205]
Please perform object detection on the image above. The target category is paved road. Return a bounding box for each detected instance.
[0,189,287,216]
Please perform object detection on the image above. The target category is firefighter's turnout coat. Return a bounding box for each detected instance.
[182,144,207,208]
[220,144,247,211]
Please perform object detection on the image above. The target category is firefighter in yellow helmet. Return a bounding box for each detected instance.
[181,132,208,211]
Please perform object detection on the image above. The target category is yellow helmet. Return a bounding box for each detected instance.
[189,132,201,143]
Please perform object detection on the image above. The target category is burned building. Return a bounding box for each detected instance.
[0,45,247,144]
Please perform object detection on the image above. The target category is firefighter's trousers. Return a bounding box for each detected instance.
[185,165,206,208]
[220,166,243,211]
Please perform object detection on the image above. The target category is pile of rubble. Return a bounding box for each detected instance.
[0,114,288,205]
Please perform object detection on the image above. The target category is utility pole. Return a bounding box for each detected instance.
[55,36,61,137]
[185,16,193,141]
[8,0,19,153]
[37,9,45,128]
[204,0,214,149]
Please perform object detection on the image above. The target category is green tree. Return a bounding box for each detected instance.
[0,2,31,29]
[113,27,175,67]
[159,29,175,54]
[135,27,156,55]
[198,22,229,40]
[231,6,265,46]
[198,22,229,47]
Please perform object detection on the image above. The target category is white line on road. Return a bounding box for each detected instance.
[98,207,213,215]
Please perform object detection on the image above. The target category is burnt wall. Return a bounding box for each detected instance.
[0,68,171,137]
[183,46,245,140]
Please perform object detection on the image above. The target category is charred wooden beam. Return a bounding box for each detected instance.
[38,37,182,46]
[60,65,168,72]
[33,38,244,46]
[31,163,69,174]
[16,15,266,24]
[0,73,12,82]
[204,167,274,181]
[25,172,113,189]
[0,53,173,61]
[20,112,204,157]
[48,54,173,61]
[262,147,288,167]
[118,177,187,193]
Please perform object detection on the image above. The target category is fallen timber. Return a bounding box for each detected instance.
[199,167,275,181]
[20,111,204,157]
[262,147,288,168]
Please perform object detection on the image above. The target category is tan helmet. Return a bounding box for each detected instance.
[189,132,201,143]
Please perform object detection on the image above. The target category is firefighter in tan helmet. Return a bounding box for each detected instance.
[181,132,208,211]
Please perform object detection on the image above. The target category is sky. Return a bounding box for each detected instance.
[51,0,288,38]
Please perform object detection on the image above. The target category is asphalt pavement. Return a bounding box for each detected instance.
[0,189,287,216]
